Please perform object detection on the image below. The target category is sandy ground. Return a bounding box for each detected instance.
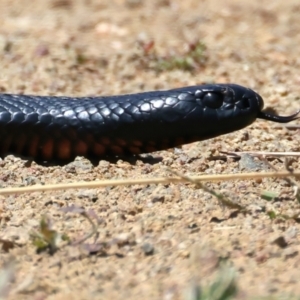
[0,0,300,299]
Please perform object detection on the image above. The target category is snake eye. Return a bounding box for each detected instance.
[202,92,223,109]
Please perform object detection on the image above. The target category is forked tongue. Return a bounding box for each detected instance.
[257,109,300,123]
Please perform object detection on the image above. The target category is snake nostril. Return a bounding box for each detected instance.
[238,97,250,109]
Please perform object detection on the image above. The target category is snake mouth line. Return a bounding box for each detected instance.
[257,109,300,123]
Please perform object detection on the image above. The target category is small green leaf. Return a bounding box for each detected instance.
[199,263,237,300]
[76,53,87,64]
[261,190,278,201]
[267,211,277,219]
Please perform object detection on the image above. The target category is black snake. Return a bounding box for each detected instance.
[0,84,298,161]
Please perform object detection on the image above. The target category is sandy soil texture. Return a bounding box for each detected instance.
[0,0,300,299]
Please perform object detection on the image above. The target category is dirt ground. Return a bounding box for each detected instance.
[1,0,300,299]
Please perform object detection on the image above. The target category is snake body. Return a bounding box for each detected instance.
[0,84,298,161]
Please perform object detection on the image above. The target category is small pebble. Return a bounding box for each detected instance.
[141,242,154,255]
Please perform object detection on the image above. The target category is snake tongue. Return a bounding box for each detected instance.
[257,109,300,123]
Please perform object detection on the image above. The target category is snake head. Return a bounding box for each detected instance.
[224,84,300,123]
[216,84,300,124]
[182,84,300,142]
[192,84,266,133]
